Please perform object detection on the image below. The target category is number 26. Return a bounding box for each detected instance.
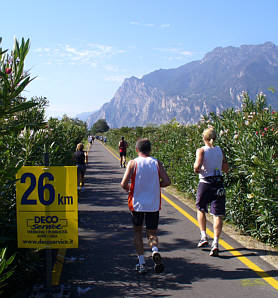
[20,172,55,205]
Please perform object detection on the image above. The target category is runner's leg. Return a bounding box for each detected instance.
[197,209,206,234]
[146,229,158,249]
[134,225,144,255]
[213,215,223,242]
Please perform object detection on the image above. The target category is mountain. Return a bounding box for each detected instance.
[87,42,278,128]
[75,111,94,122]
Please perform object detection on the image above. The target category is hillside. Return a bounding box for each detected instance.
[87,42,278,128]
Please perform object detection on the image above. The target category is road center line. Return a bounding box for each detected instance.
[103,142,278,291]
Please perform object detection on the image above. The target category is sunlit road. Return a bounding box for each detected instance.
[59,141,278,297]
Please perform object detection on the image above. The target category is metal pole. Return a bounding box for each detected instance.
[44,147,52,292]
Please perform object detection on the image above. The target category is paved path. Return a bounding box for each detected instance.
[59,141,278,297]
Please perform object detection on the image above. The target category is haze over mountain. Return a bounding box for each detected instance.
[86,42,278,128]
[75,111,95,122]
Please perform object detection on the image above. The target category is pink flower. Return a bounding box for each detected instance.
[261,133,265,137]
[5,68,12,74]
[272,111,275,114]
[264,127,268,131]
[255,131,259,135]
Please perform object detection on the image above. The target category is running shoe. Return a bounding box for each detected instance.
[152,252,164,273]
[209,243,219,257]
[197,237,209,248]
[136,263,147,274]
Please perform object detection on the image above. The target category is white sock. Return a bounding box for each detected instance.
[200,230,207,239]
[213,237,219,245]
[152,246,158,253]
[138,255,145,265]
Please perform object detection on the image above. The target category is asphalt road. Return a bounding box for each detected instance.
[59,141,278,297]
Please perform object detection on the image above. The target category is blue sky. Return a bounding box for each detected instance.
[1,0,278,118]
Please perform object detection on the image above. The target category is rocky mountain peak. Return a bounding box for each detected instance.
[86,42,278,128]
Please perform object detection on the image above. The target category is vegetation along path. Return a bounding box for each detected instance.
[55,141,278,297]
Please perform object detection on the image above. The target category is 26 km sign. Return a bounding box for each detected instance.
[16,166,78,249]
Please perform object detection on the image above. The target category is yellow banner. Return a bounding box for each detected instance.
[16,166,78,249]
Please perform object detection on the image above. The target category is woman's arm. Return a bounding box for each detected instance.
[194,148,204,173]
[85,151,88,164]
[222,152,229,173]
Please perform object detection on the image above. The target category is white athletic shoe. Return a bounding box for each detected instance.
[152,252,164,273]
[136,263,147,274]
[209,243,219,257]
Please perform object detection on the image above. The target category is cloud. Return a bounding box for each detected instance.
[160,24,170,28]
[104,65,120,72]
[33,43,126,67]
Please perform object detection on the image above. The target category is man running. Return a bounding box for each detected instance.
[121,138,171,274]
[119,136,128,168]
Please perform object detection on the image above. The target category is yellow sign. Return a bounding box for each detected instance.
[16,166,78,249]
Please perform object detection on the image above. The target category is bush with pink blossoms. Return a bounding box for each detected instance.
[106,92,278,246]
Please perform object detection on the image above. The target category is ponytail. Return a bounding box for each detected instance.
[209,138,215,145]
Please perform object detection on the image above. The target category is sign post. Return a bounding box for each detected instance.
[16,165,78,290]
[44,150,51,291]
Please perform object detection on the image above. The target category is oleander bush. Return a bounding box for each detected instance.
[106,92,278,246]
[0,37,87,295]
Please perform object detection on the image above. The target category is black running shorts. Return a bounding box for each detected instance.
[131,211,159,230]
[196,180,226,216]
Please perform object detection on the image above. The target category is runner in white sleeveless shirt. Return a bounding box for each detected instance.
[121,138,171,274]
[194,127,229,257]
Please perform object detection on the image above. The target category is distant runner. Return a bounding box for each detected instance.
[121,138,171,274]
[194,127,229,256]
[119,136,128,168]
[74,143,88,192]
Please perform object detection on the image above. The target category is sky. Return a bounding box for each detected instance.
[1,0,278,119]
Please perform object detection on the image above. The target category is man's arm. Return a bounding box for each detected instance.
[194,148,204,173]
[158,161,171,187]
[120,160,135,192]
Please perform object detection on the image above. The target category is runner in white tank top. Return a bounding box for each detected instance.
[121,138,171,274]
[128,156,161,212]
[194,128,229,257]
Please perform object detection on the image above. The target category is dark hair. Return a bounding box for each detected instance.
[121,136,124,140]
[136,138,151,154]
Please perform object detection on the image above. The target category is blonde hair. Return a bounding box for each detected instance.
[202,127,217,144]
[76,143,84,151]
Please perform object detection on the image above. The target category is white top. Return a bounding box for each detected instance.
[129,156,161,212]
[198,146,223,182]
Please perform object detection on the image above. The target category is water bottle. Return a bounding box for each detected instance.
[215,168,220,176]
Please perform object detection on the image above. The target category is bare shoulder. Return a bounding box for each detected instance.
[196,147,204,154]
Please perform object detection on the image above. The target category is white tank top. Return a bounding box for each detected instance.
[198,146,223,182]
[128,156,161,212]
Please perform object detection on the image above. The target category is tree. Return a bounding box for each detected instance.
[90,119,109,134]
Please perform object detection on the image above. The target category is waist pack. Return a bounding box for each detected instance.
[203,175,224,185]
